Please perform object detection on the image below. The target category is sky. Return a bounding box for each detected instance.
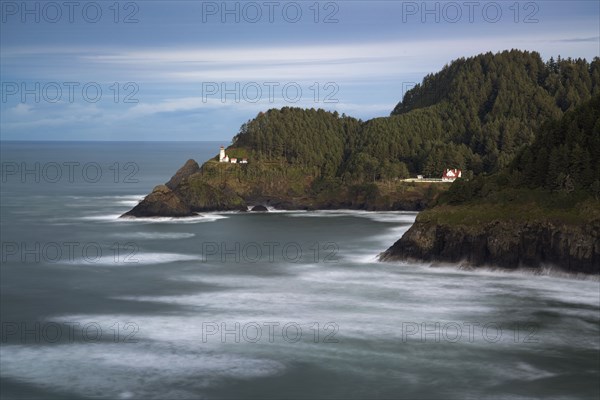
[1,0,599,141]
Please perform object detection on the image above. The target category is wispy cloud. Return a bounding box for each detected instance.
[1,3,598,141]
[554,36,600,43]
[3,31,598,85]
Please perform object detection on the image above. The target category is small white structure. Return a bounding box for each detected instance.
[218,146,247,164]
[417,175,424,180]
[442,169,462,182]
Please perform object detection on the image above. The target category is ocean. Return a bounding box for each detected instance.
[1,141,599,399]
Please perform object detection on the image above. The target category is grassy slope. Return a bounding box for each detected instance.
[417,189,600,230]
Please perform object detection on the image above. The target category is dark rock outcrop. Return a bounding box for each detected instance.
[120,159,247,218]
[379,219,600,274]
[166,159,200,190]
[122,185,193,217]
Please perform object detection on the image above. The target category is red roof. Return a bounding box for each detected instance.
[442,169,462,179]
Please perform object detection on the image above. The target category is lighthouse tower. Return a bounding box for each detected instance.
[219,146,226,162]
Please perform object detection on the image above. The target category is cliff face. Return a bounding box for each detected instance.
[122,159,246,217]
[379,217,600,274]
[122,184,194,217]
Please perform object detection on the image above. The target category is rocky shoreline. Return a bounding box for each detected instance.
[379,217,600,274]
[122,160,599,275]
[122,159,244,218]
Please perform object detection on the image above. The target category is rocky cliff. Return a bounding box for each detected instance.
[379,212,600,274]
[380,94,600,274]
[121,159,247,217]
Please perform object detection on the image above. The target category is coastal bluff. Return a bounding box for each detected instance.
[121,159,247,217]
[380,94,600,274]
[379,213,600,274]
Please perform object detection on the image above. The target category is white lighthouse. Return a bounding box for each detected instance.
[219,146,226,162]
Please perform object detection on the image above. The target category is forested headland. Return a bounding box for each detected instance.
[124,49,600,273]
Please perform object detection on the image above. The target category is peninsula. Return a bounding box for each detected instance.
[122,50,600,273]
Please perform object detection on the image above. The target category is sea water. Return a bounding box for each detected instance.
[1,142,599,399]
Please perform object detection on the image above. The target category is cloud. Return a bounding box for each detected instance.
[10,103,32,115]
[1,103,104,130]
[554,36,600,43]
[3,30,598,85]
[2,25,598,140]
[122,95,393,118]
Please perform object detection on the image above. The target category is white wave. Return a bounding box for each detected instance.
[0,343,284,400]
[231,207,302,214]
[112,232,196,240]
[265,206,297,213]
[111,287,497,345]
[82,213,229,224]
[64,195,144,209]
[79,213,124,221]
[67,252,200,266]
[356,212,418,224]
[47,313,346,353]
[120,213,229,224]
[116,200,141,207]
[394,260,600,291]
[67,195,147,200]
[340,252,381,264]
[169,272,301,287]
[114,273,450,315]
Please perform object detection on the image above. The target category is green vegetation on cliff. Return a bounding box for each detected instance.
[391,51,599,174]
[125,50,599,224]
[381,95,600,272]
[437,93,600,211]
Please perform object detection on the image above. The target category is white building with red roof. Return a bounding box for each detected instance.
[442,169,462,182]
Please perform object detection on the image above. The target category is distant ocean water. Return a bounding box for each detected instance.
[1,141,599,400]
